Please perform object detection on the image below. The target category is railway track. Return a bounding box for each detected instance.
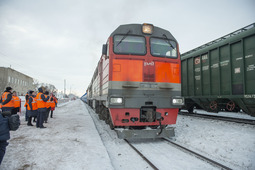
[125,138,232,170]
[162,138,232,170]
[124,139,159,170]
[179,111,255,125]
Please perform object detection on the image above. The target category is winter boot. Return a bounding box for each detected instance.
[27,117,33,126]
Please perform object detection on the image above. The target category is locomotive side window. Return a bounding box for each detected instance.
[150,38,177,58]
[113,35,146,55]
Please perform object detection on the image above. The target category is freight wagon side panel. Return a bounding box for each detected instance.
[244,34,255,94]
[188,58,194,96]
[231,41,244,95]
[220,45,231,95]
[210,49,220,96]
[202,54,210,95]
[181,60,188,96]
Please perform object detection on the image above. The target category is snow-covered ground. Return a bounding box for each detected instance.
[174,115,255,170]
[1,100,113,170]
[1,100,255,170]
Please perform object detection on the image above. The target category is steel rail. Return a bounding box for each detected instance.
[179,111,255,125]
[163,138,232,170]
[124,139,159,170]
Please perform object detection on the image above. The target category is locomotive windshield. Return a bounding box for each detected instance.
[150,38,177,58]
[114,35,146,55]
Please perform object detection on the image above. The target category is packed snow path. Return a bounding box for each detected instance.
[1,100,113,170]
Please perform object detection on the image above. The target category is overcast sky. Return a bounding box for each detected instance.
[0,0,254,96]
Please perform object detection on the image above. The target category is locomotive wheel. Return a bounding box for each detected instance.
[98,105,105,120]
[209,101,218,111]
[226,101,235,112]
[109,120,114,130]
[105,110,110,124]
[98,113,103,120]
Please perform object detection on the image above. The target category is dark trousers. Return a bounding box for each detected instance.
[50,110,54,118]
[0,141,8,165]
[25,107,28,121]
[11,107,19,115]
[1,108,13,112]
[36,109,46,128]
[45,108,50,122]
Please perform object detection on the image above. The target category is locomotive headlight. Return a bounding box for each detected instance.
[142,23,153,34]
[110,97,123,104]
[172,97,184,105]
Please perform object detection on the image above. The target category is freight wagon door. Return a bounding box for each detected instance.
[231,41,244,95]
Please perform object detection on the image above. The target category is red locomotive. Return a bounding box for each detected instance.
[87,23,183,139]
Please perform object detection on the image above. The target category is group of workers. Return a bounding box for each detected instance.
[24,87,58,127]
[0,86,58,165]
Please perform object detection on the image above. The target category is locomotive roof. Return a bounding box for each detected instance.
[110,24,177,42]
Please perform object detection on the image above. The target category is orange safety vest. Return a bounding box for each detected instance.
[46,95,51,108]
[54,97,58,103]
[27,96,37,111]
[50,99,55,108]
[24,94,29,107]
[36,92,47,108]
[13,96,21,108]
[1,92,14,108]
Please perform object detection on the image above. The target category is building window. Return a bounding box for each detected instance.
[8,76,11,83]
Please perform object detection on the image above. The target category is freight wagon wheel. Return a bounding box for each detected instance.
[209,101,218,111]
[188,106,194,114]
[226,101,235,112]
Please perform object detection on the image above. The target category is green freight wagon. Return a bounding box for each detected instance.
[181,23,255,116]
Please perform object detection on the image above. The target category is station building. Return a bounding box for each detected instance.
[0,67,35,96]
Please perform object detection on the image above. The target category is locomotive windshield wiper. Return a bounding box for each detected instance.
[116,30,131,47]
[163,34,176,51]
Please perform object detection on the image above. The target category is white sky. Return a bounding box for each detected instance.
[0,0,254,96]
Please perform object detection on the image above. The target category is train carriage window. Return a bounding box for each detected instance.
[113,35,146,55]
[150,38,177,58]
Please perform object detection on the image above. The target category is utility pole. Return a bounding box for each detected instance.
[64,79,66,97]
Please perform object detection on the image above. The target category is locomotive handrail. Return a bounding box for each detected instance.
[181,23,255,57]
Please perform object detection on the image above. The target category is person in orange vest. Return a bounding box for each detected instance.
[50,94,56,118]
[27,90,37,126]
[0,87,14,112]
[12,91,21,115]
[24,92,29,121]
[35,87,49,128]
[0,101,2,112]
[53,95,58,108]
[44,91,51,123]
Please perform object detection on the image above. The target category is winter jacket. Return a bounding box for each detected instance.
[1,91,14,108]
[0,114,10,141]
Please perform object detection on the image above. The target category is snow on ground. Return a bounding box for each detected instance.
[174,115,255,170]
[1,100,113,170]
[1,100,255,170]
